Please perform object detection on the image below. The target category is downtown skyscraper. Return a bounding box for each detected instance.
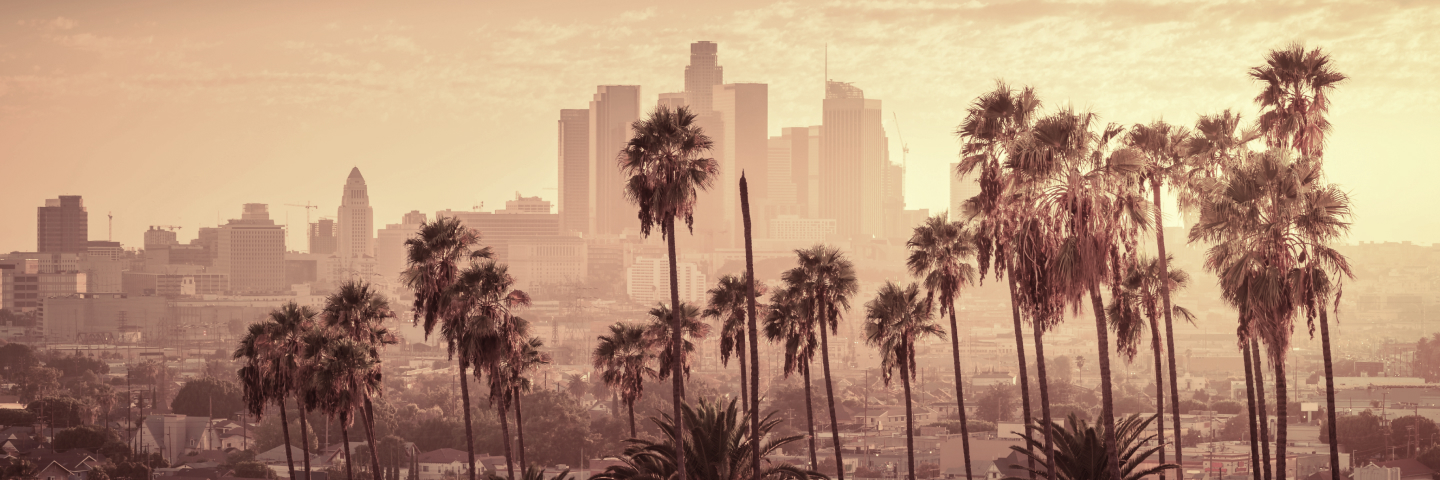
[558,108,590,236]
[589,85,641,235]
[37,195,88,253]
[713,82,768,241]
[336,167,375,260]
[821,80,886,238]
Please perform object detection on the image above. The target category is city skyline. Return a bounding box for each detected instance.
[1,1,1436,251]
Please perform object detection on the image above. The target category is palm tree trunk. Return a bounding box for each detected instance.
[1244,338,1263,480]
[458,362,478,480]
[741,175,763,480]
[1089,288,1120,480]
[514,389,527,471]
[280,395,298,480]
[363,397,383,480]
[663,217,688,480]
[1275,358,1289,480]
[1148,314,1167,480]
[1006,266,1036,480]
[299,403,313,480]
[342,413,354,480]
[1032,319,1058,480]
[818,304,846,480]
[1254,340,1273,480]
[627,399,636,439]
[1151,180,1184,469]
[499,401,515,480]
[946,301,974,480]
[803,363,819,471]
[739,336,749,416]
[1320,309,1340,480]
[902,351,917,480]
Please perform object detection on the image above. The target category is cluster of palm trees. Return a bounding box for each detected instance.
[235,282,397,480]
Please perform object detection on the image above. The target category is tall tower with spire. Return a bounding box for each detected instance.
[336,167,375,261]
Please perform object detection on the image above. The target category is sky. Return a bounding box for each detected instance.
[0,0,1436,251]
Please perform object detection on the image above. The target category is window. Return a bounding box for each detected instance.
[423,467,429,472]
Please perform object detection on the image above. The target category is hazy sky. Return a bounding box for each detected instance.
[1,0,1436,251]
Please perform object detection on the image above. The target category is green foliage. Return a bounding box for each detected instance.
[1112,396,1151,414]
[931,419,995,434]
[1210,400,1243,415]
[1216,413,1250,441]
[252,409,317,454]
[1047,403,1091,423]
[53,424,120,451]
[1320,411,1385,465]
[0,408,37,426]
[99,439,133,463]
[1415,332,1440,382]
[46,353,110,377]
[231,460,279,479]
[1176,399,1207,414]
[102,461,152,480]
[16,366,61,402]
[170,376,246,417]
[517,390,591,468]
[1389,415,1438,458]
[976,384,1018,422]
[0,343,40,376]
[1418,447,1440,473]
[1008,413,1177,480]
[27,396,88,427]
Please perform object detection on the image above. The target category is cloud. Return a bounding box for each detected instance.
[17,16,76,30]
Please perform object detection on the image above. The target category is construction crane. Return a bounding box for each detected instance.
[285,202,319,225]
[892,112,910,172]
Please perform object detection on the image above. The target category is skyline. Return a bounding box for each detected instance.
[2,0,1438,251]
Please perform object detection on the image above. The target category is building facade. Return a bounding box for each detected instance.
[37,196,88,254]
[558,108,590,236]
[375,211,426,283]
[214,204,286,294]
[821,81,886,239]
[626,256,707,305]
[336,167,375,261]
[589,85,641,235]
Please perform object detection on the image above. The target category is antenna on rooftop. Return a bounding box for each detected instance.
[108,212,113,241]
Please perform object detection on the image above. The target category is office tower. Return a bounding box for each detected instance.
[376,211,427,283]
[437,194,560,262]
[769,126,822,219]
[713,83,769,241]
[308,219,337,255]
[882,158,906,239]
[766,136,797,209]
[684,41,723,114]
[37,196,88,253]
[821,81,886,238]
[589,85,641,235]
[657,93,687,110]
[949,163,980,222]
[336,167,375,260]
[215,204,286,294]
[558,109,591,236]
[143,227,178,250]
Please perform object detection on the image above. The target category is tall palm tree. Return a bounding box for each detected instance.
[864,281,945,480]
[739,174,764,480]
[453,261,532,480]
[763,284,821,470]
[906,214,979,479]
[497,334,548,472]
[956,81,1043,480]
[786,245,859,480]
[619,104,719,480]
[644,302,710,387]
[403,216,493,480]
[1105,255,1196,480]
[1123,120,1193,468]
[704,274,764,414]
[1251,43,1349,480]
[308,334,382,480]
[322,281,397,480]
[594,322,658,438]
[234,302,318,480]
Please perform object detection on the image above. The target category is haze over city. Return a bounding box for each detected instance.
[1,3,1438,480]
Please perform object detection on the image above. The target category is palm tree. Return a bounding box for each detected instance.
[644,302,711,386]
[588,397,823,480]
[593,322,658,438]
[763,284,821,470]
[1105,255,1196,480]
[704,274,764,413]
[308,335,382,480]
[864,281,945,480]
[956,81,1043,480]
[403,216,493,480]
[501,335,549,470]
[1007,413,1177,480]
[322,281,398,480]
[1123,120,1194,468]
[453,261,532,480]
[234,302,318,480]
[618,104,719,480]
[906,214,979,479]
[787,245,859,480]
[739,173,764,480]
[1251,44,1349,480]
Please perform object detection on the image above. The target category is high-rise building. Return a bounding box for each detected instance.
[376,211,426,283]
[336,167,375,260]
[949,163,980,222]
[143,227,178,250]
[215,204,286,294]
[437,194,559,262]
[684,41,723,115]
[37,196,88,254]
[308,219,337,255]
[589,85,641,235]
[713,83,769,241]
[657,92,686,110]
[768,126,821,224]
[558,109,591,236]
[821,81,886,238]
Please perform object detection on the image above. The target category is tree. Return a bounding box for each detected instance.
[513,390,591,469]
[1319,411,1385,465]
[763,283,821,469]
[16,366,61,403]
[977,384,1019,423]
[404,215,493,480]
[738,174,764,480]
[618,104,719,480]
[593,322,657,439]
[1008,413,1176,480]
[643,303,709,387]
[46,353,110,377]
[236,302,319,480]
[1416,334,1440,382]
[704,274,764,415]
[0,343,39,379]
[53,424,119,451]
[865,281,945,480]
[452,260,532,480]
[309,335,384,480]
[489,335,548,470]
[588,397,821,480]
[907,213,979,479]
[787,244,860,480]
[232,460,280,479]
[171,376,245,418]
[27,396,87,427]
[322,281,399,480]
